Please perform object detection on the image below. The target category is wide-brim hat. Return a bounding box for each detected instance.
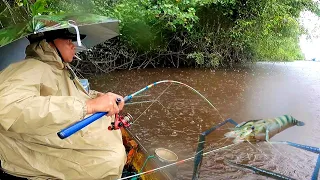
[0,13,119,49]
[27,28,86,43]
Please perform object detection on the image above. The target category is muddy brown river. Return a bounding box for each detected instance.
[88,61,320,180]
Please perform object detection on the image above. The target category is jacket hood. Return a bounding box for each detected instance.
[25,40,65,70]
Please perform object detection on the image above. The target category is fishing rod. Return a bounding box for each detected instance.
[57,80,222,139]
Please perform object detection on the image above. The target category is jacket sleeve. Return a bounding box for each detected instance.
[0,61,87,136]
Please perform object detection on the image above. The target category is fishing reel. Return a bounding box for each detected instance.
[108,113,134,130]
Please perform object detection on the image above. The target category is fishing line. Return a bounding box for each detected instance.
[118,143,239,180]
[125,128,149,153]
[125,100,159,105]
[264,141,287,159]
[135,80,224,122]
[131,83,172,125]
[246,140,269,159]
[132,94,152,98]
[194,137,233,163]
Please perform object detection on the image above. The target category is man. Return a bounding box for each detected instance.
[0,29,126,179]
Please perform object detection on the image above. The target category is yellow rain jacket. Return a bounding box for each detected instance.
[0,40,126,180]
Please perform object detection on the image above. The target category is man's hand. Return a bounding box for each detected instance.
[96,92,104,97]
[86,92,125,116]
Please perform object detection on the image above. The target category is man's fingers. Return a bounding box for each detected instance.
[113,102,120,114]
[97,92,104,97]
[117,97,125,110]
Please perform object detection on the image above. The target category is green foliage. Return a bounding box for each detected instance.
[1,0,320,66]
[141,0,199,32]
[0,0,62,29]
[187,52,221,68]
[228,0,316,61]
[14,0,59,16]
[107,0,161,51]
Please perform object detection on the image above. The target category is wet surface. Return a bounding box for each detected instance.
[88,61,320,179]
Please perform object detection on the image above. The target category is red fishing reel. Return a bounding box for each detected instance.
[108,113,133,130]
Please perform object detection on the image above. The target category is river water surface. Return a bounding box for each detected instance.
[88,61,320,180]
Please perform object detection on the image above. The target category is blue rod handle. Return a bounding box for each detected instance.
[57,96,131,139]
[57,112,107,139]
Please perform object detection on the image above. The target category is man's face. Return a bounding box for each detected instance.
[53,38,75,63]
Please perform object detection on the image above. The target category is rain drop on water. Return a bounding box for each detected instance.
[171,131,178,137]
